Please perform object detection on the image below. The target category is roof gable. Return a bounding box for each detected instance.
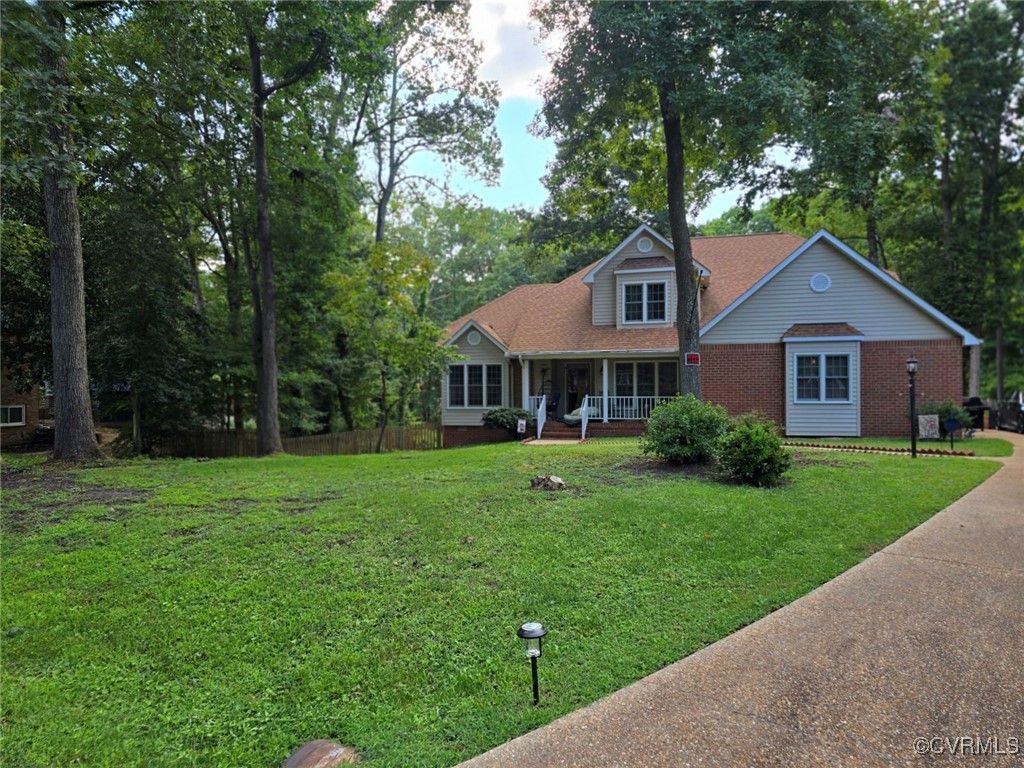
[700,230,982,345]
[583,225,709,284]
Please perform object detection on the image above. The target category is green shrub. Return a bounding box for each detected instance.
[920,399,972,436]
[640,393,729,464]
[717,413,792,487]
[482,407,533,438]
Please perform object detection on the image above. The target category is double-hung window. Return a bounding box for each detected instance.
[448,364,503,408]
[623,281,667,323]
[795,354,851,402]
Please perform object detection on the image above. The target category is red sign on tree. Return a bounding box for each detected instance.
[685,352,701,366]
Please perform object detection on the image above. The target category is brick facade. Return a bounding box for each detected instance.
[1,367,40,447]
[701,343,786,425]
[446,338,964,445]
[860,339,963,437]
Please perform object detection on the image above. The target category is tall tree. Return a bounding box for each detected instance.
[35,1,102,459]
[536,1,811,398]
[354,1,500,242]
[786,1,938,266]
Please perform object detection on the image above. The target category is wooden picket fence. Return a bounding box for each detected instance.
[156,422,443,459]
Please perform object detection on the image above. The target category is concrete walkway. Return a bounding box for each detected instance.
[460,433,1024,767]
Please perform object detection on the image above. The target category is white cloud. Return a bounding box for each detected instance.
[469,2,555,101]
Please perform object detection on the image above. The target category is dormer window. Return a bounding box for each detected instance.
[623,281,667,323]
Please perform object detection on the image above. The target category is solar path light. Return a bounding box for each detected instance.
[517,622,548,705]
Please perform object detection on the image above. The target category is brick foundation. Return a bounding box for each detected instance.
[701,343,786,424]
[860,339,963,437]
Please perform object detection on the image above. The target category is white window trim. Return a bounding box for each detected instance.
[1,405,27,427]
[793,353,853,404]
[447,363,503,409]
[622,280,668,324]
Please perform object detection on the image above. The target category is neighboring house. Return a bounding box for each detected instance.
[441,226,980,446]
[1,364,40,447]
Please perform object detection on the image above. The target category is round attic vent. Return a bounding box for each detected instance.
[467,330,482,346]
[636,236,653,253]
[809,273,832,293]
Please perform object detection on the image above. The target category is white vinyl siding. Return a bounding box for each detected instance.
[785,341,860,436]
[702,241,954,344]
[593,237,676,325]
[442,333,508,426]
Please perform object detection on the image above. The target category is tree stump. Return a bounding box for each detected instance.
[281,740,360,767]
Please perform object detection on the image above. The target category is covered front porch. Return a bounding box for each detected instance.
[518,356,679,439]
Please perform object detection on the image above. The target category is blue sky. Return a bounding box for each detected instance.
[408,3,741,223]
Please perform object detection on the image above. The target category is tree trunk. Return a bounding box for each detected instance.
[41,3,101,462]
[131,386,142,454]
[968,344,981,399]
[658,81,701,400]
[248,32,284,455]
[995,326,1004,404]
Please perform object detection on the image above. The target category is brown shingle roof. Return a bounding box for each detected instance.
[446,232,808,355]
[443,284,556,347]
[694,233,806,321]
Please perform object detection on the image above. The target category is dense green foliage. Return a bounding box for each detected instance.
[718,415,793,487]
[2,0,1021,453]
[1,442,1001,766]
[533,0,1023,398]
[919,399,974,436]
[640,394,730,464]
[481,407,533,438]
[0,0,502,453]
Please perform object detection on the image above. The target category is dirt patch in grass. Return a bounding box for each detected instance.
[2,465,152,532]
[790,452,869,470]
[615,457,726,482]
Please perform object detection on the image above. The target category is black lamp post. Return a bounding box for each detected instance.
[907,357,918,459]
[517,622,547,705]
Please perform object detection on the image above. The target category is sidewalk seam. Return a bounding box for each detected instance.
[878,549,1024,576]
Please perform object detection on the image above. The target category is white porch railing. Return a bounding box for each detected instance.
[527,395,545,415]
[603,396,673,421]
[581,394,591,440]
[535,394,547,440]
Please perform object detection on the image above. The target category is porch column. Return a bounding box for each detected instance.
[602,358,609,423]
[521,359,530,411]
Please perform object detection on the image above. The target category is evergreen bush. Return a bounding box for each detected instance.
[482,407,533,438]
[717,413,792,487]
[640,394,729,464]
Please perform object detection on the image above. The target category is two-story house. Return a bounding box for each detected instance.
[441,226,980,446]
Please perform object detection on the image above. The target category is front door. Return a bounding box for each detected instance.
[565,364,591,415]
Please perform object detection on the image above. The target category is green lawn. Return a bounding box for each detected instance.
[0,440,1004,767]
[782,435,1014,457]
